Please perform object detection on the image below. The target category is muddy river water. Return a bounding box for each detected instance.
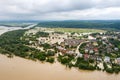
[0,54,120,80]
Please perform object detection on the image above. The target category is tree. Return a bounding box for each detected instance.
[46,57,55,63]
[47,50,55,56]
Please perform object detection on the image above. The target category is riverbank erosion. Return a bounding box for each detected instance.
[0,54,120,80]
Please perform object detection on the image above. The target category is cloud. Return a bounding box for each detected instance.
[0,0,120,20]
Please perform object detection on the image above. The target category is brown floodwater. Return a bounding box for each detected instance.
[0,54,119,80]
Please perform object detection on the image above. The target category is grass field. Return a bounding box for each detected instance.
[51,28,106,33]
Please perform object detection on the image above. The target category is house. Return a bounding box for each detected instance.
[89,55,96,60]
[114,47,119,51]
[93,42,98,46]
[85,43,94,50]
[104,56,110,63]
[94,48,98,52]
[85,49,89,53]
[116,58,120,65]
[97,62,104,70]
[102,41,106,45]
[106,47,113,53]
[57,46,65,50]
[56,46,66,54]
[102,36,107,40]
[95,52,99,55]
[72,33,80,37]
[88,35,96,40]
[84,53,89,60]
[76,53,83,58]
[89,50,94,54]
[97,57,102,62]
[66,50,75,55]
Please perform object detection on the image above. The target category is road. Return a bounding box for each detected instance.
[75,41,89,54]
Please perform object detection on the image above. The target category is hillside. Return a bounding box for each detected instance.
[36,20,120,31]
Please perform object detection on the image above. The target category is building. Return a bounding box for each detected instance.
[116,58,120,65]
[76,53,83,58]
[104,56,110,63]
[84,53,89,60]
[88,35,96,40]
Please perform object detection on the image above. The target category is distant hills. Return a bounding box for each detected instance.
[0,20,120,31]
[36,20,120,31]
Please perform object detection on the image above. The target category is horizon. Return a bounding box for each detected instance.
[1,19,120,22]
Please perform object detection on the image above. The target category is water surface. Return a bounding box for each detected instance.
[0,54,119,80]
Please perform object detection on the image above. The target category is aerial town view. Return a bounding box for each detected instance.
[0,0,120,80]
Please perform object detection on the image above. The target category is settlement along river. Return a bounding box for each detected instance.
[0,25,120,80]
[0,54,120,80]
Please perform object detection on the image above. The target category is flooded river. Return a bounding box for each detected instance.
[0,25,120,80]
[0,54,120,80]
[0,24,37,35]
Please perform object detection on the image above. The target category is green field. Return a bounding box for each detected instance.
[51,28,106,33]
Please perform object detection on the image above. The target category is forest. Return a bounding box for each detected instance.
[36,20,120,31]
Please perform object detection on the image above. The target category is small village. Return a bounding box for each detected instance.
[22,27,120,73]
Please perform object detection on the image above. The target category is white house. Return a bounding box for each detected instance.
[104,56,110,63]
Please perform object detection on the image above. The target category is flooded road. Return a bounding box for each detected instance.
[0,54,119,80]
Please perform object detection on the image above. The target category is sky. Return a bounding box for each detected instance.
[0,0,120,21]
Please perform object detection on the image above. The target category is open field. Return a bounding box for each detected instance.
[51,28,106,33]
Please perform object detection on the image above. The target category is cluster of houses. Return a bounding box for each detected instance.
[61,39,84,47]
[37,33,68,44]
[23,27,120,67]
[56,39,84,55]
[62,32,120,67]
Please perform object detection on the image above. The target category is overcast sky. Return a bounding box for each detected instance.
[0,0,120,21]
